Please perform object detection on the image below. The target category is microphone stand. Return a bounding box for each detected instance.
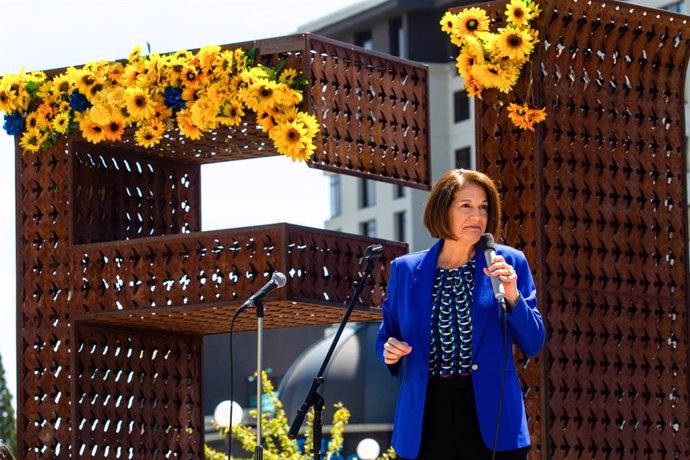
[254,298,265,460]
[287,244,383,459]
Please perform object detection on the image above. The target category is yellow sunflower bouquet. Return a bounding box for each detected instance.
[440,0,546,131]
[0,45,319,162]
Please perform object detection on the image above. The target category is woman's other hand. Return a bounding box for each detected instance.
[383,337,412,365]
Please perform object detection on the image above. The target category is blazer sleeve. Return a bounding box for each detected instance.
[506,250,546,357]
[376,258,403,376]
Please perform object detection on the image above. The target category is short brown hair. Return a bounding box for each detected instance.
[423,169,502,241]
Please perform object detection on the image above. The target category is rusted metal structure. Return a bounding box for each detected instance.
[460,0,690,457]
[15,34,428,458]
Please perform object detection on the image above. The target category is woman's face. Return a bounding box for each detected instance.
[448,183,489,244]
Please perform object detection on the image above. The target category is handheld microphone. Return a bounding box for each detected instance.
[478,233,507,312]
[238,271,287,311]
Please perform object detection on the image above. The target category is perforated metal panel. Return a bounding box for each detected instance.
[15,34,424,458]
[461,0,690,458]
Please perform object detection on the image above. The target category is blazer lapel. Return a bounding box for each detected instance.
[471,246,498,358]
[411,240,443,360]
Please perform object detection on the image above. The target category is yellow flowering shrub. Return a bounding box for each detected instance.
[0,45,319,162]
[440,0,546,131]
[206,370,397,459]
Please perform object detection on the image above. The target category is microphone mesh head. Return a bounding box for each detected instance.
[478,233,495,251]
[271,271,287,288]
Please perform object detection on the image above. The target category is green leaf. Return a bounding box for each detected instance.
[290,76,309,89]
[247,47,257,66]
[273,59,287,77]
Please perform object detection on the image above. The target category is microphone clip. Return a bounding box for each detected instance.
[363,244,384,260]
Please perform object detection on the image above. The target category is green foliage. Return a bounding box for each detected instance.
[0,353,16,455]
[206,371,396,460]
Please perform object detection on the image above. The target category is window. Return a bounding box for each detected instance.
[454,90,470,123]
[329,175,341,217]
[394,184,405,199]
[664,1,686,13]
[355,30,373,50]
[455,147,472,169]
[389,17,405,58]
[360,220,377,237]
[395,211,406,242]
[359,179,376,208]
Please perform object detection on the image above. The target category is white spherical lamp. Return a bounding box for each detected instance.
[213,400,243,428]
[356,438,380,460]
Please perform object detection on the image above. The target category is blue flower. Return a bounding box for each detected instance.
[3,113,24,136]
[163,86,185,109]
[69,90,91,112]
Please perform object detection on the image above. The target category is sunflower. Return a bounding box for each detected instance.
[72,68,97,98]
[189,97,220,131]
[128,45,142,63]
[107,62,125,84]
[197,45,221,73]
[52,112,71,135]
[51,74,73,96]
[0,76,26,113]
[180,64,201,88]
[493,26,534,61]
[507,102,535,130]
[270,120,312,161]
[526,106,547,125]
[295,112,319,139]
[455,7,490,38]
[88,104,113,126]
[505,0,534,27]
[176,111,203,140]
[79,116,106,144]
[471,62,519,93]
[464,75,485,99]
[529,1,542,19]
[19,128,47,153]
[135,123,164,148]
[103,119,125,141]
[219,102,245,126]
[212,50,236,79]
[24,112,39,131]
[120,63,143,88]
[242,79,280,113]
[455,44,485,80]
[440,11,458,36]
[256,110,277,132]
[279,68,299,85]
[233,49,249,72]
[137,53,162,88]
[276,85,303,106]
[124,87,157,121]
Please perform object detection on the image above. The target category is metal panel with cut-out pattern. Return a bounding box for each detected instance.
[16,32,422,458]
[75,326,202,459]
[462,0,690,458]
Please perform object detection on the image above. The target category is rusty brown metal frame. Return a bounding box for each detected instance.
[15,33,425,459]
[454,0,690,457]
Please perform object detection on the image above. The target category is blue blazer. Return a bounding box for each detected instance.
[376,240,545,459]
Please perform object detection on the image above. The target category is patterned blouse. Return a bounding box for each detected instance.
[429,258,475,376]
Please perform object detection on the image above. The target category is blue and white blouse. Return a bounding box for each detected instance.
[429,259,474,376]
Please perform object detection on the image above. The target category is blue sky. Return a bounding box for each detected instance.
[0,0,366,410]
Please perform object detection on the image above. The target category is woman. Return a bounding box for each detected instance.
[377,169,545,460]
